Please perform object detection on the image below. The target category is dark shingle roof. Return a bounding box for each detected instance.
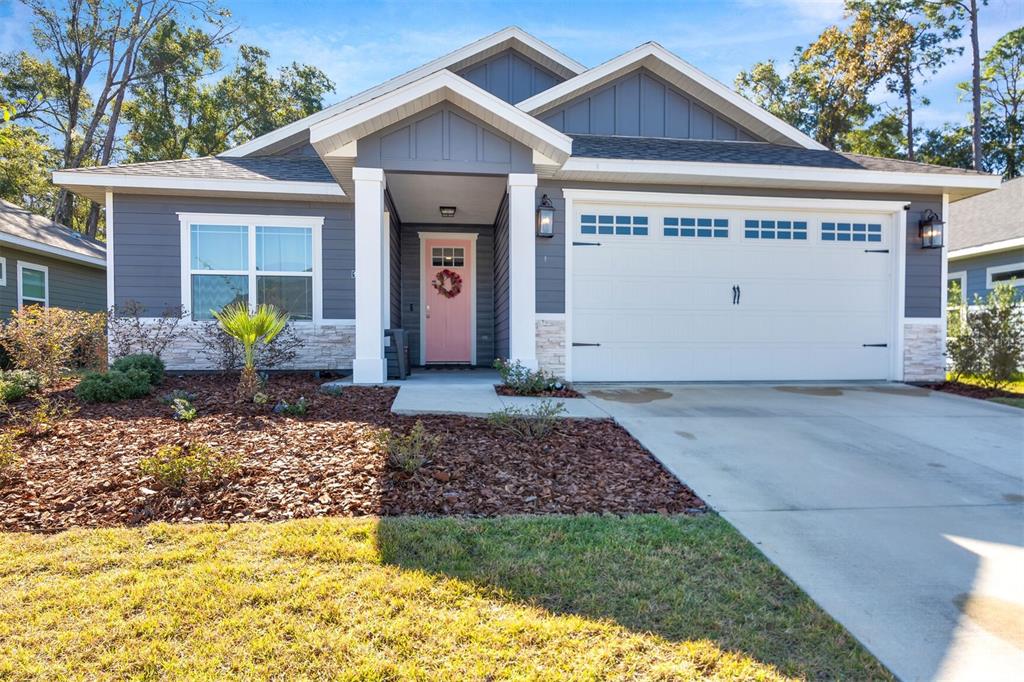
[569,134,988,177]
[949,176,1024,251]
[0,199,105,262]
[57,156,335,183]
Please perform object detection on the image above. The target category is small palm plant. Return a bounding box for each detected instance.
[212,302,289,400]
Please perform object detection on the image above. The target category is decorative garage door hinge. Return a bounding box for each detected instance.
[573,241,602,246]
[862,343,888,347]
[572,342,601,347]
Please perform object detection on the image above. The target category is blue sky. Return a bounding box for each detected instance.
[2,0,1022,130]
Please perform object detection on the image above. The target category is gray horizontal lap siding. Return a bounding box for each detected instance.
[0,246,105,318]
[493,194,510,360]
[386,191,402,327]
[536,181,945,318]
[951,248,1024,302]
[400,224,494,366]
[112,195,354,318]
[541,68,759,142]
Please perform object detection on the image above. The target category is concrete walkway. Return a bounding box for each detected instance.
[583,383,1024,682]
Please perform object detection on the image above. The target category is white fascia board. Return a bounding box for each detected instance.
[52,171,346,199]
[518,42,826,151]
[559,157,1004,192]
[0,231,105,268]
[561,188,907,213]
[309,70,572,161]
[220,27,584,159]
[948,236,1024,260]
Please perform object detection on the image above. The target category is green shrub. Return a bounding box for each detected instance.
[0,429,23,476]
[160,389,196,405]
[488,401,566,440]
[946,283,1024,388]
[0,306,106,384]
[75,368,153,403]
[111,353,165,386]
[375,420,441,473]
[169,397,197,422]
[273,396,309,416]
[493,358,560,395]
[139,442,239,491]
[19,396,78,438]
[0,369,42,403]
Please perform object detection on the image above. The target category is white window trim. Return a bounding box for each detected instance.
[947,270,967,299]
[177,213,324,322]
[0,256,6,286]
[17,261,48,309]
[986,262,1024,289]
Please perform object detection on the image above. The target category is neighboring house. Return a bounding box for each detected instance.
[948,176,1023,304]
[52,27,1001,383]
[0,199,106,318]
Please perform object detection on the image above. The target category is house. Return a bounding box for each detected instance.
[947,176,1023,304]
[0,199,106,317]
[52,27,1001,383]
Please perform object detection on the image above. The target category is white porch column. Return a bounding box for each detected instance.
[507,173,539,370]
[353,167,387,384]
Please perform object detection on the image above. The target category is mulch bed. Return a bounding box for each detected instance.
[494,385,584,399]
[925,380,1024,401]
[0,374,704,533]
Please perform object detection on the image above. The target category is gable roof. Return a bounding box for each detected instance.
[948,176,1024,256]
[518,42,826,150]
[220,27,584,159]
[0,199,105,267]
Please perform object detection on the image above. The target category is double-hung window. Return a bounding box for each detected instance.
[181,214,322,321]
[17,262,48,309]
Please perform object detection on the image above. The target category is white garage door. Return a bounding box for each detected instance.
[570,201,897,382]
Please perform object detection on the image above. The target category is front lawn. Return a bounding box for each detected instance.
[930,373,1024,409]
[0,514,891,680]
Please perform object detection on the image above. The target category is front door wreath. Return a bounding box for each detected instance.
[432,269,463,299]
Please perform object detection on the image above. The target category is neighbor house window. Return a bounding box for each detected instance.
[17,262,48,309]
[0,257,6,286]
[986,262,1024,289]
[180,214,322,321]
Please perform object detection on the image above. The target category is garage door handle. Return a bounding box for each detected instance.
[573,241,601,246]
[864,249,889,253]
[862,343,888,347]
[572,342,601,347]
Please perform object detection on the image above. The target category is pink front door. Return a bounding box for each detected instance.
[423,237,473,363]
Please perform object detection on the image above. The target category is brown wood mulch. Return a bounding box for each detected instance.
[925,380,1024,401]
[0,374,703,533]
[494,385,584,399]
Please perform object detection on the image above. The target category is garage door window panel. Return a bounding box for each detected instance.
[580,214,648,236]
[664,217,728,238]
[744,219,808,240]
[822,222,882,243]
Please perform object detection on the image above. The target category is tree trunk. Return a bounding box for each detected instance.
[905,68,915,161]
[969,0,983,170]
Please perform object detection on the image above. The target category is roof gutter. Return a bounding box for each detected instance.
[0,232,105,268]
[949,236,1024,260]
[52,171,347,200]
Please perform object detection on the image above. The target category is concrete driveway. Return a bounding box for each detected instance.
[583,383,1024,682]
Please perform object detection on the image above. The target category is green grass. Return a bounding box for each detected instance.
[989,397,1024,409]
[0,515,891,681]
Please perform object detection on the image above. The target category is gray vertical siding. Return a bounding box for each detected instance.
[357,102,532,174]
[457,48,563,103]
[400,224,494,366]
[493,194,510,359]
[0,246,105,318]
[112,195,354,318]
[949,248,1024,302]
[539,68,759,142]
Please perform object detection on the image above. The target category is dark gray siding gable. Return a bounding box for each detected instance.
[112,195,354,318]
[0,246,105,318]
[541,68,759,141]
[457,48,563,103]
[357,102,533,174]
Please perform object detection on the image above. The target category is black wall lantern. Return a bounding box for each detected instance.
[918,209,945,249]
[536,194,555,238]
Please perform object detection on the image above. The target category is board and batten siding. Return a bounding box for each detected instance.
[400,224,495,366]
[456,48,564,104]
[111,195,354,318]
[538,181,945,318]
[540,68,759,142]
[0,246,105,318]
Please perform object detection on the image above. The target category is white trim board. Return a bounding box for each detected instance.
[949,236,1024,260]
[16,260,49,310]
[52,171,346,203]
[518,42,825,150]
[0,256,6,286]
[221,27,585,158]
[177,213,325,322]
[0,231,105,268]
[561,189,908,213]
[417,232,478,365]
[105,191,114,311]
[986,261,1024,288]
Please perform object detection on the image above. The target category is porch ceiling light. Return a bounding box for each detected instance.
[918,208,945,249]
[439,206,456,218]
[536,194,555,238]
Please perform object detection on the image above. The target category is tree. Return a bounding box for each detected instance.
[0,124,60,214]
[124,37,334,161]
[976,27,1024,178]
[848,0,961,160]
[917,123,975,168]
[845,112,909,158]
[8,0,231,236]
[212,302,288,401]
